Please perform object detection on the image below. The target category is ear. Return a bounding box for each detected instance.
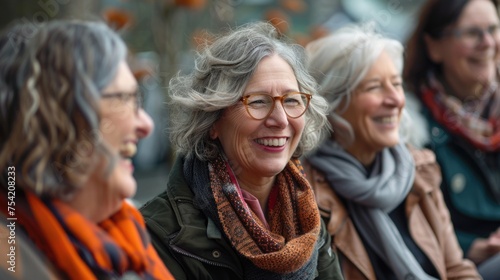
[424,34,443,63]
[209,125,218,140]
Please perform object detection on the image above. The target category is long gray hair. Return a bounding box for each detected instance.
[306,23,409,147]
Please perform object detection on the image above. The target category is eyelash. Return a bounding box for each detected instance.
[365,82,402,91]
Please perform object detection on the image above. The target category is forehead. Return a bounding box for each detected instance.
[103,61,137,93]
[362,51,398,79]
[457,0,499,26]
[244,54,298,93]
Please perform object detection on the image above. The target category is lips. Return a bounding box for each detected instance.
[255,137,287,147]
[469,57,495,65]
[373,115,398,124]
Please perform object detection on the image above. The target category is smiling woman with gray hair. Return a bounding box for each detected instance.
[0,20,173,280]
[140,22,343,279]
[303,23,480,279]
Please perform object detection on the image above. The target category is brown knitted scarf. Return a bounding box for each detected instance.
[184,153,321,279]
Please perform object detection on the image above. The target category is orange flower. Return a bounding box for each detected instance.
[191,29,214,49]
[174,0,206,10]
[293,33,310,47]
[280,0,306,13]
[102,8,133,30]
[311,25,329,40]
[265,9,289,35]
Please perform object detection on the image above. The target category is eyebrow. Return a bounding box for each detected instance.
[103,86,140,95]
[243,89,300,95]
[362,75,401,82]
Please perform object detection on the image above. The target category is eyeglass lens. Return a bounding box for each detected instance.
[243,92,310,119]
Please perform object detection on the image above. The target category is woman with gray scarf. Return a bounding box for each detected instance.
[303,24,480,280]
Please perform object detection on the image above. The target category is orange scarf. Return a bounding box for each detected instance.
[0,189,173,280]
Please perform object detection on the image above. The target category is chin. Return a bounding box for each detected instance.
[258,162,289,177]
[122,182,138,199]
[472,68,496,84]
[112,177,138,199]
[381,137,400,149]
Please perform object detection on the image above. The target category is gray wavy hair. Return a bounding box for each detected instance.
[306,23,409,147]
[0,20,127,198]
[169,21,330,161]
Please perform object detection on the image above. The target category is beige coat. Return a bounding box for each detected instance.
[303,148,480,280]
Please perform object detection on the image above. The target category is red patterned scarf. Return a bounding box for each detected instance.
[184,153,321,279]
[0,189,173,280]
[421,73,500,151]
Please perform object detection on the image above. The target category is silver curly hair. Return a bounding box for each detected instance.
[169,21,330,161]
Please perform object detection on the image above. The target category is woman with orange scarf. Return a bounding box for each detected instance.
[0,20,173,280]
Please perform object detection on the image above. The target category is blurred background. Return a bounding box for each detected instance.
[1,0,430,206]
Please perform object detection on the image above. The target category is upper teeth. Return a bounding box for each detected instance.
[256,138,287,147]
[377,116,397,124]
[120,142,137,158]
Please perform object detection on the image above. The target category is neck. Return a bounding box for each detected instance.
[66,182,121,223]
[442,71,483,102]
[238,177,274,213]
[345,145,377,167]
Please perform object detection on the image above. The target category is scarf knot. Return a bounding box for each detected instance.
[308,141,437,280]
[185,153,321,279]
[0,189,173,280]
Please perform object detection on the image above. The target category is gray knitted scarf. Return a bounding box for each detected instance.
[308,141,437,280]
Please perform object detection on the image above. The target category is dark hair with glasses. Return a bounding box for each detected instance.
[441,24,500,46]
[168,21,330,161]
[403,0,499,92]
[0,20,127,198]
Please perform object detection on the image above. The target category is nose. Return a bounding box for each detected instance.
[479,30,497,48]
[136,108,154,138]
[383,85,405,108]
[265,101,288,128]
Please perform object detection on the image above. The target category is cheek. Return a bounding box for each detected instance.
[447,46,472,64]
[99,118,116,147]
[218,118,255,154]
[100,114,133,145]
[219,118,244,142]
[342,103,369,126]
[292,117,305,135]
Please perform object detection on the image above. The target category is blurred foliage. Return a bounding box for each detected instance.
[0,0,336,89]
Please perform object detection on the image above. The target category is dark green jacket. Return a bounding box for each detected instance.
[424,110,500,254]
[140,156,344,280]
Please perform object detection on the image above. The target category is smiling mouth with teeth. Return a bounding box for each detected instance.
[255,138,287,147]
[119,142,137,158]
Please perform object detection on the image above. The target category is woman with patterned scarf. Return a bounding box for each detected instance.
[140,22,343,280]
[0,20,173,280]
[404,0,500,278]
[303,23,480,279]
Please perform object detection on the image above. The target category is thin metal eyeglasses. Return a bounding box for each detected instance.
[101,91,143,114]
[240,92,312,120]
[442,24,500,46]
